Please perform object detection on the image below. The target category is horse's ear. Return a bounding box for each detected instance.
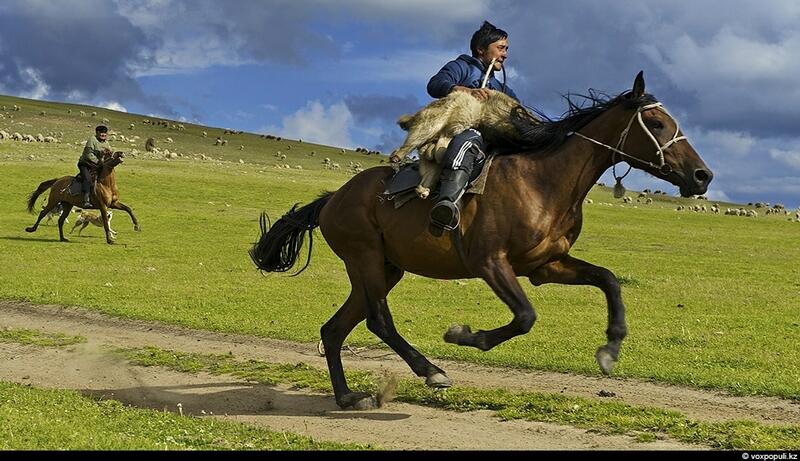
[632,71,645,98]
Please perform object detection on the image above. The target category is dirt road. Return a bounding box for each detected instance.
[1,300,797,450]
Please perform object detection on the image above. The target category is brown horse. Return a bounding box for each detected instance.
[250,72,713,410]
[25,151,140,244]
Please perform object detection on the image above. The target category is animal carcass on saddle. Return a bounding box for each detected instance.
[386,89,541,201]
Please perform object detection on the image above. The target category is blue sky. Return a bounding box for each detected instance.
[2,0,800,208]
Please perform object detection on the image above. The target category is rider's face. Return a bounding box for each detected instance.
[96,132,108,142]
[478,38,508,71]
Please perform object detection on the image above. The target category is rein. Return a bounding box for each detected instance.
[568,102,686,184]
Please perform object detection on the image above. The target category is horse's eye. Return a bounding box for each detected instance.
[649,120,664,130]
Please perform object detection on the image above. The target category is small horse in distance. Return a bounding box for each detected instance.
[251,72,713,410]
[26,151,140,244]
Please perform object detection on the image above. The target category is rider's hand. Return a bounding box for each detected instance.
[452,86,491,101]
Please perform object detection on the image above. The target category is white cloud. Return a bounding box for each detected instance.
[687,128,756,159]
[98,101,128,112]
[705,188,731,203]
[271,100,354,148]
[15,67,50,100]
[769,148,800,170]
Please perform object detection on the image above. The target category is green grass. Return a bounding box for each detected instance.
[0,327,85,347]
[1,93,799,401]
[122,346,800,450]
[0,381,370,450]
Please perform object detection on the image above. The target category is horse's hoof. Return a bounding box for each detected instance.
[339,392,378,410]
[25,227,35,233]
[60,238,69,242]
[595,346,617,375]
[107,240,116,245]
[425,372,452,389]
[134,225,141,232]
[443,324,472,344]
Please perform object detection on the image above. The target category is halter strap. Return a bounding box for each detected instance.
[569,102,686,177]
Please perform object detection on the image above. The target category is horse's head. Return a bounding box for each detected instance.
[100,151,125,172]
[615,72,713,197]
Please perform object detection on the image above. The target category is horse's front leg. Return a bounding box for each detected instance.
[57,203,73,242]
[110,201,140,231]
[444,256,536,351]
[529,255,627,375]
[98,203,115,244]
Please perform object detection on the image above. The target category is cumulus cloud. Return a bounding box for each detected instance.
[769,148,800,170]
[98,101,128,112]
[272,100,354,148]
[0,0,155,100]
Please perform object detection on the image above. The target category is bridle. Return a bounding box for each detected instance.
[568,102,686,183]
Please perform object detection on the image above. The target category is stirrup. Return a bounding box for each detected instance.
[429,201,461,234]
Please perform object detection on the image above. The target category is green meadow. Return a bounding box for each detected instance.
[1,92,799,404]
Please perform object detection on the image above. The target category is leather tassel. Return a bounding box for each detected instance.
[613,177,626,199]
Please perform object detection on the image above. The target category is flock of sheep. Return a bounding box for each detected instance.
[3,101,798,219]
[583,189,800,222]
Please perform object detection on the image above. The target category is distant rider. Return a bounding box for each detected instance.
[78,125,112,208]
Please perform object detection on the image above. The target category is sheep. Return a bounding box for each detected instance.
[129,123,135,130]
[145,137,156,152]
[389,89,540,198]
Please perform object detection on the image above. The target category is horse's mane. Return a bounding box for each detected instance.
[504,89,659,155]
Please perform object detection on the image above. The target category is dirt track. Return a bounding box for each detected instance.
[1,300,798,450]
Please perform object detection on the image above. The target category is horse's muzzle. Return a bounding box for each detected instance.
[677,167,713,197]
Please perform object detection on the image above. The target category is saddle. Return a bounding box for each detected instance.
[67,166,98,196]
[383,155,495,209]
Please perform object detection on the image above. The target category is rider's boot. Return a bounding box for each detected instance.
[429,168,470,235]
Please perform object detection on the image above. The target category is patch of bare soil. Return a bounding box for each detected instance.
[1,301,797,450]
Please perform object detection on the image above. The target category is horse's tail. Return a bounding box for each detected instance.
[26,178,58,213]
[249,191,334,275]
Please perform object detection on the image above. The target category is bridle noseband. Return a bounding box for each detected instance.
[569,102,687,180]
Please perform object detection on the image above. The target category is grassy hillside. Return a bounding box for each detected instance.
[1,93,799,400]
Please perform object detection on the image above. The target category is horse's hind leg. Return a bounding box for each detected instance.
[321,263,405,409]
[323,258,450,410]
[528,255,627,375]
[57,203,73,242]
[26,199,58,233]
[445,256,537,351]
[110,201,140,231]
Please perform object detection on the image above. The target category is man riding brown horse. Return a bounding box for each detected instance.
[79,125,113,208]
[26,149,140,244]
[251,72,713,410]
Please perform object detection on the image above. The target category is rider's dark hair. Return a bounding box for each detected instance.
[95,125,108,133]
[470,21,508,56]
